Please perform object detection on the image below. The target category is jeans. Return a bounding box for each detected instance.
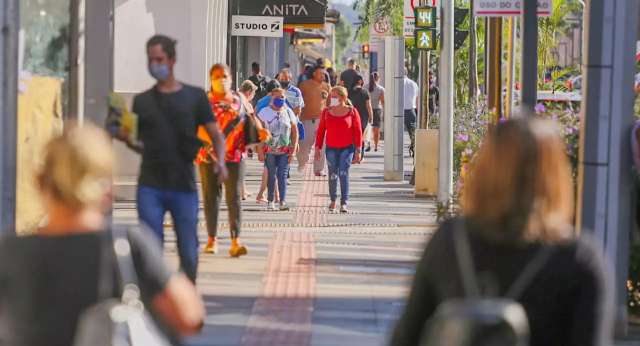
[326,145,355,205]
[297,118,325,173]
[404,109,417,149]
[266,154,289,203]
[199,161,244,239]
[137,185,199,282]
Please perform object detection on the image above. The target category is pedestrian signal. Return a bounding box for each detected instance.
[415,6,436,28]
[415,29,437,50]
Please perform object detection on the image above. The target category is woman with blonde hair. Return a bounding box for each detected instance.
[315,86,363,213]
[0,124,205,345]
[391,117,612,346]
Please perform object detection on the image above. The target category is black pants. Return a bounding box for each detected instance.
[404,109,417,149]
[199,161,244,238]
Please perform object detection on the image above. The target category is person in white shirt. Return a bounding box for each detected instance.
[403,69,419,157]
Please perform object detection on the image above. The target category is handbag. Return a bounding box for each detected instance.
[152,88,203,162]
[73,227,172,346]
[238,93,267,146]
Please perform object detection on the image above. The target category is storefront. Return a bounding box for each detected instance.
[228,0,328,86]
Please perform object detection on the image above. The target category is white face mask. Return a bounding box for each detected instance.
[329,97,340,107]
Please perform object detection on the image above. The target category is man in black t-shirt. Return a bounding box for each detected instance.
[340,58,361,91]
[249,62,270,105]
[115,35,227,282]
[348,75,373,157]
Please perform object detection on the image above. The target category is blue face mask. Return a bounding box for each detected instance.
[149,63,170,81]
[273,97,285,108]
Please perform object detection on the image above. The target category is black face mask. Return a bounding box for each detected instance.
[279,81,290,89]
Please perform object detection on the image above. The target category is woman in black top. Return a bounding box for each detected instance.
[0,125,205,346]
[391,118,613,346]
[349,75,373,157]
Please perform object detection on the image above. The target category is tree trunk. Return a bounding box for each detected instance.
[468,0,479,106]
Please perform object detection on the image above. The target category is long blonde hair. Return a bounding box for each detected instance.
[462,117,574,243]
[37,124,113,210]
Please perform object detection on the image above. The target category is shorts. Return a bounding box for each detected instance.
[372,109,382,128]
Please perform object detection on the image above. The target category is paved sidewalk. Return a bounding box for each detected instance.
[113,143,640,346]
[114,143,436,346]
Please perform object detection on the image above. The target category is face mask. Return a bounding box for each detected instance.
[211,78,231,94]
[279,81,290,89]
[329,97,340,107]
[149,63,170,81]
[273,97,286,108]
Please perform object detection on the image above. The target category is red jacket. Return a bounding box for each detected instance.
[315,107,363,150]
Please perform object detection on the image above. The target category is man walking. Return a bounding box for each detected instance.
[403,68,419,157]
[116,35,227,282]
[339,58,361,92]
[298,65,331,175]
[249,62,270,105]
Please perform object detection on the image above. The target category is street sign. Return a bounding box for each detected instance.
[473,0,552,17]
[371,15,391,37]
[415,28,437,50]
[415,6,436,28]
[231,16,284,38]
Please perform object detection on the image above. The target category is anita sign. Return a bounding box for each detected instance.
[238,0,327,25]
[262,4,309,16]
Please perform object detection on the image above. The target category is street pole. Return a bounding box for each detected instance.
[0,0,19,236]
[520,0,538,113]
[418,0,430,130]
[383,36,405,181]
[437,0,454,204]
[487,17,503,121]
[505,17,516,118]
[576,0,639,336]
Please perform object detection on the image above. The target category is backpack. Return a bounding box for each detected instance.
[251,75,269,102]
[419,220,553,346]
[74,227,172,346]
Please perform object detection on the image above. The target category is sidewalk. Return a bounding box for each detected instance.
[114,143,436,346]
[112,142,640,346]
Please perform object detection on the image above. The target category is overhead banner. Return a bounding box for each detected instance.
[231,15,284,37]
[474,0,552,17]
[238,0,328,25]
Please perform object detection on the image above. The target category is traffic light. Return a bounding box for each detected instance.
[454,7,469,50]
[361,43,370,59]
[414,6,437,51]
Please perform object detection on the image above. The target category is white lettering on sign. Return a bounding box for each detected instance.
[474,0,552,17]
[231,16,284,38]
[262,4,309,17]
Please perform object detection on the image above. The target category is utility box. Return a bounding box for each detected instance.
[414,129,439,197]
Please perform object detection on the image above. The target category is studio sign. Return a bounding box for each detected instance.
[238,0,327,25]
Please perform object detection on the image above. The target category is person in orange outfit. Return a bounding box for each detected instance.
[197,64,254,257]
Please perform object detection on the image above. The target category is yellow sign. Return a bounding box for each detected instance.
[415,29,436,50]
[415,7,436,28]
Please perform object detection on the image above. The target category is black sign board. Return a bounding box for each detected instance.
[237,0,328,25]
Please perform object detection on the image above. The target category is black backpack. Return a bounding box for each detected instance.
[251,75,269,102]
[420,220,553,346]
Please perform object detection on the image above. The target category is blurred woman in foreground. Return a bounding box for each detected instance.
[391,117,612,346]
[0,125,204,346]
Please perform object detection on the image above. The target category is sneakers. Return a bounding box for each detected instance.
[229,240,248,258]
[268,202,278,211]
[329,201,337,213]
[203,237,218,254]
[340,204,349,213]
[279,202,290,211]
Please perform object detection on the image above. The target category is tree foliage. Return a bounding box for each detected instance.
[334,17,353,67]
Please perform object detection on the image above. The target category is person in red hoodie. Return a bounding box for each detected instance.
[314,86,363,213]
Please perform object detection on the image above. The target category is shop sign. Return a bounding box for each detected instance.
[231,16,284,38]
[474,0,552,17]
[238,0,328,25]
